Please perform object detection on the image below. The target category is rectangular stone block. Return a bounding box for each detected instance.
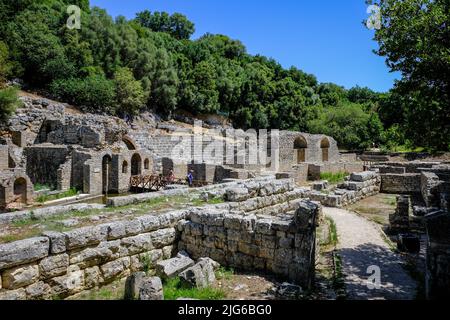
[39,254,69,279]
[64,225,108,250]
[2,264,40,289]
[0,237,49,270]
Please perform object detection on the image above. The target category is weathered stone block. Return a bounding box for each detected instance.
[155,252,194,279]
[2,264,39,289]
[0,237,49,270]
[84,266,102,289]
[149,228,176,248]
[120,234,153,255]
[39,254,69,279]
[179,259,216,289]
[64,225,109,250]
[25,281,51,300]
[138,276,164,300]
[49,265,85,298]
[124,271,147,300]
[100,257,130,282]
[70,242,118,269]
[107,220,143,240]
[138,215,161,233]
[42,231,66,254]
[0,288,26,300]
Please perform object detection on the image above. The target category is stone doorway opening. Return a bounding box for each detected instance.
[13,177,27,203]
[131,153,142,176]
[321,138,330,162]
[294,136,307,163]
[102,155,113,194]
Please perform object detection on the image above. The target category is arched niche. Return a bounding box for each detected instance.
[294,136,308,163]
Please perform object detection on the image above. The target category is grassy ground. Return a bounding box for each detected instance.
[320,172,348,185]
[36,188,79,203]
[0,192,224,244]
[347,193,397,227]
[163,277,225,300]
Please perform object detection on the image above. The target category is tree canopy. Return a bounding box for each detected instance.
[0,0,447,151]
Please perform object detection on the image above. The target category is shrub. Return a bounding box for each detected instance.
[0,86,21,122]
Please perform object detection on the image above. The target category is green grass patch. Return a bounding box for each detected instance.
[36,188,79,203]
[163,277,225,300]
[215,267,234,281]
[34,183,53,191]
[332,251,346,299]
[320,172,348,185]
[328,217,338,247]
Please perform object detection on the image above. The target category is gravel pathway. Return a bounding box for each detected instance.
[324,207,417,300]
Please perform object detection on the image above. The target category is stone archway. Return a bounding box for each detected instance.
[0,185,6,209]
[294,136,308,163]
[13,177,27,204]
[321,138,330,162]
[144,158,150,170]
[102,155,113,194]
[131,153,142,176]
[122,136,137,151]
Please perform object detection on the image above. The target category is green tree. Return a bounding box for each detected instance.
[308,102,383,150]
[0,87,21,123]
[114,67,145,116]
[135,10,195,40]
[50,75,116,114]
[0,41,11,85]
[369,0,449,150]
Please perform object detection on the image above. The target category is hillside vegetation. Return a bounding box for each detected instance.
[0,0,448,151]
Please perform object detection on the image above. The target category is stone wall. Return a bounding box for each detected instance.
[277,132,340,172]
[0,211,184,300]
[0,146,8,170]
[306,171,381,207]
[25,145,69,188]
[178,202,320,289]
[380,173,422,194]
[0,176,319,299]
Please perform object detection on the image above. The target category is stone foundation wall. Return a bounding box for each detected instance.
[0,211,185,300]
[178,201,321,289]
[380,173,422,194]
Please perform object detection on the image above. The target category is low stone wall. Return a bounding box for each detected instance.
[380,173,421,194]
[308,162,365,180]
[0,203,105,225]
[0,210,185,300]
[305,171,380,207]
[178,201,321,289]
[0,176,316,299]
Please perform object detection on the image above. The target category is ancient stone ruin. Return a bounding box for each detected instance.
[0,95,449,300]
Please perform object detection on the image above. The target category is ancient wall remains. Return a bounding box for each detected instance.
[25,145,69,188]
[380,174,422,194]
[178,201,320,289]
[0,177,318,299]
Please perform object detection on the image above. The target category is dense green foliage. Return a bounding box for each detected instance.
[0,0,447,151]
[369,0,450,151]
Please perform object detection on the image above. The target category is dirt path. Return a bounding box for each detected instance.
[323,207,417,300]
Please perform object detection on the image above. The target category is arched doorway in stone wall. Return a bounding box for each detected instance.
[13,177,27,203]
[294,136,308,163]
[321,138,330,162]
[102,155,113,194]
[131,153,142,176]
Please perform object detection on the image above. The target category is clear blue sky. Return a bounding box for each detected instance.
[90,0,399,92]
